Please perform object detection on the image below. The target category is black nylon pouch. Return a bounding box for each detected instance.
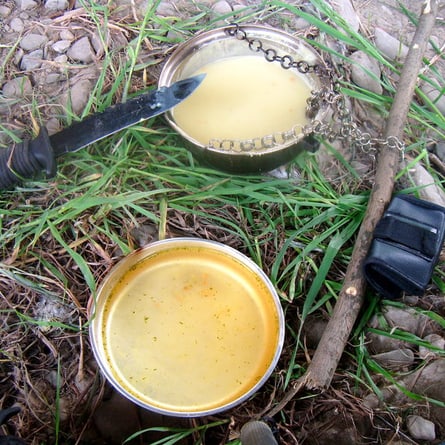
[364,195,445,299]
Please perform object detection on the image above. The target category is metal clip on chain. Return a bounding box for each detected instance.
[224,23,406,157]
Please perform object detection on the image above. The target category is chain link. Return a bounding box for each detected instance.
[226,23,321,74]
[219,24,405,156]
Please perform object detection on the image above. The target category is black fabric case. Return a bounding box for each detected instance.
[364,195,445,299]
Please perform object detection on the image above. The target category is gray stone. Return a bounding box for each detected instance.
[372,348,415,370]
[45,73,62,84]
[2,76,32,98]
[435,140,445,162]
[374,27,408,61]
[419,334,445,359]
[19,0,38,10]
[46,117,61,136]
[20,33,48,51]
[0,5,12,17]
[156,0,177,16]
[329,0,360,32]
[68,79,93,115]
[212,0,232,15]
[382,306,434,337]
[44,0,69,10]
[54,54,68,64]
[60,29,74,41]
[10,17,25,33]
[67,36,95,63]
[421,82,445,116]
[52,40,72,54]
[20,49,44,71]
[406,415,436,441]
[406,161,445,207]
[349,50,382,94]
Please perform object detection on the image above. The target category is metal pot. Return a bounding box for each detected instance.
[89,238,284,417]
[158,25,329,173]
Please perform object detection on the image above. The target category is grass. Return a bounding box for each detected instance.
[1,0,445,443]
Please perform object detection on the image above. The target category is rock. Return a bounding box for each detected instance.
[91,31,106,57]
[371,348,414,370]
[46,117,61,135]
[329,0,360,32]
[54,54,68,64]
[60,29,75,41]
[421,82,445,116]
[20,49,44,71]
[44,0,69,10]
[406,415,436,441]
[374,27,408,61]
[45,73,62,84]
[67,79,93,115]
[2,76,32,98]
[419,334,445,359]
[406,161,445,207]
[156,0,177,16]
[0,5,12,17]
[382,306,434,337]
[52,40,72,54]
[366,330,409,354]
[349,50,382,94]
[20,33,48,51]
[212,0,232,15]
[67,36,95,63]
[10,17,25,32]
[19,0,38,10]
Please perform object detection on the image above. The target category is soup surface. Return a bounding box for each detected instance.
[172,55,312,145]
[99,245,281,413]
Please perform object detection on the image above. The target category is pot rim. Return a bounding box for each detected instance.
[158,24,329,157]
[89,237,285,417]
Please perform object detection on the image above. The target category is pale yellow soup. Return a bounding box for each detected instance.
[101,246,281,413]
[172,55,312,145]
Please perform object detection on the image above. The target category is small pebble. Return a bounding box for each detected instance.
[372,348,414,370]
[406,415,436,441]
[0,5,11,17]
[52,40,72,53]
[419,333,445,359]
[10,17,25,32]
[60,29,75,40]
[44,0,69,10]
[20,0,38,10]
[67,36,95,63]
[212,0,232,15]
[349,50,382,94]
[20,49,44,71]
[330,0,360,32]
[2,76,33,98]
[156,0,177,16]
[374,27,408,61]
[68,79,93,115]
[20,33,48,51]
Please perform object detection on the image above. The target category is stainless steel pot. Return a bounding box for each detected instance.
[159,25,329,173]
[89,238,284,417]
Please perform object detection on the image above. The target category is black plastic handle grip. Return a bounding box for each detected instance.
[0,127,57,190]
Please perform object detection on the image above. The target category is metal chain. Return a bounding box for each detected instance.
[226,23,322,75]
[221,24,405,156]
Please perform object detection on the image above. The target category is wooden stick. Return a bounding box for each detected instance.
[268,0,438,416]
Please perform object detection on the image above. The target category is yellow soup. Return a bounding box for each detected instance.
[172,55,312,145]
[99,244,281,414]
